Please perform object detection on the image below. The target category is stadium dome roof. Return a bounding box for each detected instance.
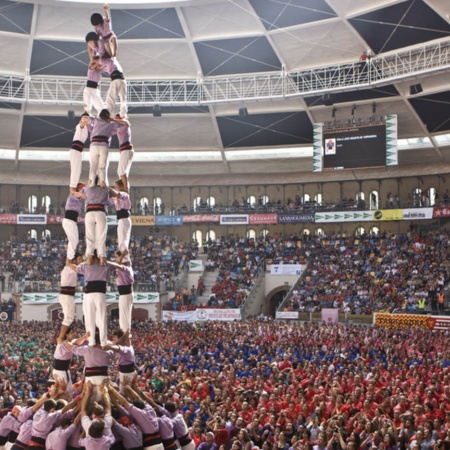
[1,0,450,184]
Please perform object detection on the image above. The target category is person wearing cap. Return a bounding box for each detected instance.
[69,114,92,194]
[57,253,83,344]
[62,187,85,266]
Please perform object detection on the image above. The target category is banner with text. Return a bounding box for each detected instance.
[278,213,315,224]
[156,216,183,226]
[162,308,242,322]
[249,214,278,225]
[0,214,17,225]
[433,207,450,219]
[402,208,433,220]
[276,311,299,320]
[269,264,304,276]
[131,216,156,226]
[182,214,220,223]
[17,214,47,225]
[220,215,249,225]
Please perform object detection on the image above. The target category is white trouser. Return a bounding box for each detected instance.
[59,293,75,326]
[52,368,74,397]
[85,211,107,257]
[83,86,105,116]
[118,217,131,257]
[119,292,133,333]
[118,149,134,177]
[105,79,127,118]
[181,441,196,450]
[85,374,109,402]
[119,370,136,394]
[144,444,164,450]
[83,291,107,346]
[62,218,79,260]
[69,150,83,189]
[89,144,109,186]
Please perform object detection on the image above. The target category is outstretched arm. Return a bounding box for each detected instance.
[109,385,131,410]
[101,382,112,415]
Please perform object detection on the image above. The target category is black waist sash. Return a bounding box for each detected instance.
[85,366,108,377]
[178,434,192,447]
[54,359,71,371]
[143,431,162,447]
[60,286,76,296]
[118,284,132,295]
[65,210,79,222]
[162,437,178,450]
[85,281,107,294]
[117,209,130,219]
[119,363,135,373]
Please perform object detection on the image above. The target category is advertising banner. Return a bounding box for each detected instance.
[130,216,156,226]
[321,308,339,324]
[278,213,314,224]
[195,308,241,321]
[17,214,47,225]
[249,214,278,225]
[182,214,220,223]
[0,214,17,225]
[155,216,183,226]
[375,313,450,331]
[48,215,86,225]
[276,311,299,320]
[315,211,374,223]
[372,209,403,221]
[162,308,242,322]
[402,208,433,220]
[433,207,450,219]
[220,215,249,225]
[189,260,203,272]
[22,292,159,304]
[269,264,303,276]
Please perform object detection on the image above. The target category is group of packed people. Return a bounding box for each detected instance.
[2,319,450,450]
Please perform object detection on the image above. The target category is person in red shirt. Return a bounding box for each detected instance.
[213,418,230,447]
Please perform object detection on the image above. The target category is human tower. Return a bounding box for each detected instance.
[60,4,134,348]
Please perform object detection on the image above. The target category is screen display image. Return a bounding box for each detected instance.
[323,123,386,170]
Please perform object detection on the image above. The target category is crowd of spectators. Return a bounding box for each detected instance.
[0,234,197,293]
[283,230,450,315]
[1,319,450,450]
[2,228,450,316]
